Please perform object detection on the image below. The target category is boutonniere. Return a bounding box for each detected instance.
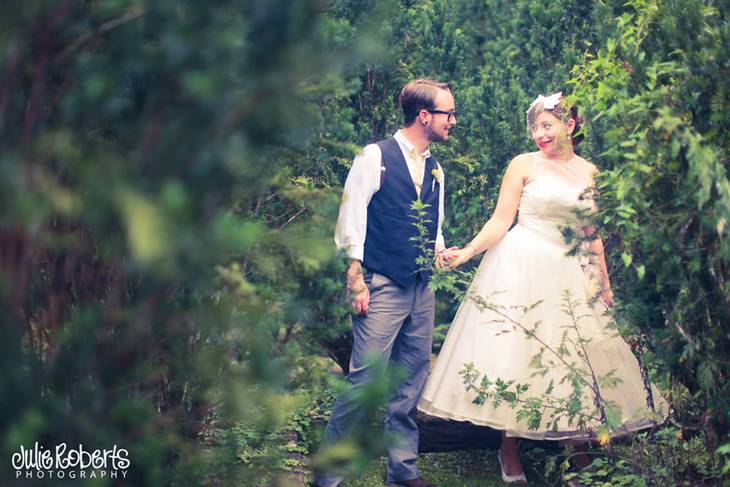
[431,168,443,192]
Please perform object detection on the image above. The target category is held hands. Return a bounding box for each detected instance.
[441,243,477,269]
[436,246,460,269]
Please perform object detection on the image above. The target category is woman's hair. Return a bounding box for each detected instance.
[525,94,584,146]
[568,104,584,146]
[399,79,452,127]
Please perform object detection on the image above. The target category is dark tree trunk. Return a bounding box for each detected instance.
[416,413,501,452]
[322,332,353,375]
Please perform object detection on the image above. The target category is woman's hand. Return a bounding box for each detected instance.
[443,245,476,269]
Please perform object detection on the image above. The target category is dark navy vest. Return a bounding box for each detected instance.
[363,138,440,287]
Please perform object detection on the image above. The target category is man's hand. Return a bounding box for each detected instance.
[436,246,459,269]
[443,244,476,269]
[347,260,369,315]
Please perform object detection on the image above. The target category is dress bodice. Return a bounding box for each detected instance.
[517,152,595,246]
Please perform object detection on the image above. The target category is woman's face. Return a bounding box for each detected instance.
[530,111,574,156]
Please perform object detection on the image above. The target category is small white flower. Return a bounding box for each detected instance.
[431,168,443,192]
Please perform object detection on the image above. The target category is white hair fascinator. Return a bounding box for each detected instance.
[528,92,563,111]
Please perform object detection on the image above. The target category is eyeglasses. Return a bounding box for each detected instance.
[427,109,457,122]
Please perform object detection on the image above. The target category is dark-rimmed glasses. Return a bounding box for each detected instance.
[427,109,457,122]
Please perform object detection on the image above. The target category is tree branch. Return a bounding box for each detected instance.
[56,8,145,65]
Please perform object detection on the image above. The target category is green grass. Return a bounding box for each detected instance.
[339,447,556,486]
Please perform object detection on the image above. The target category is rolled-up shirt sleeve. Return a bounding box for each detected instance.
[436,162,445,251]
[334,144,382,261]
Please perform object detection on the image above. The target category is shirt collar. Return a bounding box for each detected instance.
[394,130,430,160]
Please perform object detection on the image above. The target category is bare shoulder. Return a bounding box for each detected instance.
[511,152,533,166]
[575,155,599,177]
[508,153,534,171]
[507,153,534,181]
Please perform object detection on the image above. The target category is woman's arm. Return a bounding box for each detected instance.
[445,154,532,268]
[584,229,614,307]
[583,162,614,306]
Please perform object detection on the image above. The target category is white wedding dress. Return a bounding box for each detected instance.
[419,152,666,440]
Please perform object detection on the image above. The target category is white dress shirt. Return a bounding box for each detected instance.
[334,130,446,261]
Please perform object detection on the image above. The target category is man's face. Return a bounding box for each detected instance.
[426,89,457,143]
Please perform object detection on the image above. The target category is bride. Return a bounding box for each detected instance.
[418,92,666,483]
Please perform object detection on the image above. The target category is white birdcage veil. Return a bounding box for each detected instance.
[525,92,570,131]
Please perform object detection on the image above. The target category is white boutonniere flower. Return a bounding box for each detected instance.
[431,168,443,192]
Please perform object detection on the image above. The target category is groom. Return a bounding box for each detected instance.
[315,79,456,487]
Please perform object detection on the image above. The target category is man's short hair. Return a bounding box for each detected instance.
[399,79,452,127]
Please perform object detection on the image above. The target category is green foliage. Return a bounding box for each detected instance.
[569,0,730,436]
[336,450,520,486]
[0,1,370,485]
[213,359,337,485]
[561,418,729,486]
[563,456,647,487]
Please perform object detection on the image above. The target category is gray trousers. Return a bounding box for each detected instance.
[315,272,435,486]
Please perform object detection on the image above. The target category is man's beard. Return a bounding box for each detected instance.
[427,126,448,143]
